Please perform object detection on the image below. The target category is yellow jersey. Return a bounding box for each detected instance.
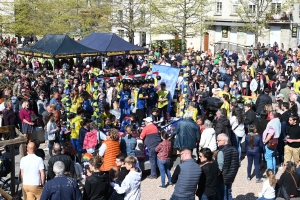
[221,101,230,117]
[157,90,169,108]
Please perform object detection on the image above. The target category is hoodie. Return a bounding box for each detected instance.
[70,115,83,139]
[83,172,110,200]
[113,168,142,200]
[199,128,217,151]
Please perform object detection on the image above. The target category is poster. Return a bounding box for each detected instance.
[222,26,228,38]
[292,24,297,38]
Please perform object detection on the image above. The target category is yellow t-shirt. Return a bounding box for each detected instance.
[157,90,169,108]
[221,101,230,117]
[100,112,112,128]
[294,81,300,94]
[70,115,83,139]
[70,96,84,114]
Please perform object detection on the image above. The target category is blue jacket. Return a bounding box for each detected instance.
[171,119,200,151]
[222,73,232,86]
[120,134,137,156]
[120,117,132,132]
[40,175,82,200]
[245,134,263,154]
[83,99,93,113]
[50,98,60,111]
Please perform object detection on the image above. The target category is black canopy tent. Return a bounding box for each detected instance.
[79,32,149,56]
[17,34,100,58]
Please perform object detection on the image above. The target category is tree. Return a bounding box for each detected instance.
[112,0,150,44]
[235,0,294,47]
[7,0,111,37]
[151,0,212,52]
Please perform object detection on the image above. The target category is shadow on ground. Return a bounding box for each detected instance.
[235,193,256,200]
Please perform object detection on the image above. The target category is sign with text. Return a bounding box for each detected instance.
[292,24,297,38]
[222,27,228,38]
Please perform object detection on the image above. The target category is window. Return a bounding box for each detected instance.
[249,4,255,13]
[232,1,238,14]
[117,10,123,21]
[216,0,222,14]
[271,0,281,13]
[118,30,124,39]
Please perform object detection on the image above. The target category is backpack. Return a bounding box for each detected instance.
[0,155,11,177]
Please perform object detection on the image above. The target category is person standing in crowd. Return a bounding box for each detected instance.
[19,101,35,141]
[255,88,272,115]
[155,131,172,188]
[199,120,217,152]
[136,82,148,127]
[230,107,245,161]
[45,113,59,156]
[49,91,60,111]
[99,129,120,173]
[110,156,142,200]
[47,143,75,180]
[70,107,84,153]
[140,117,161,179]
[2,100,16,138]
[244,104,256,133]
[284,115,300,164]
[120,125,137,157]
[263,111,281,173]
[20,142,45,200]
[216,133,239,200]
[41,161,82,200]
[214,109,230,138]
[197,148,218,200]
[171,112,200,154]
[157,82,170,125]
[83,156,110,200]
[171,149,201,200]
[245,125,263,182]
[119,83,131,123]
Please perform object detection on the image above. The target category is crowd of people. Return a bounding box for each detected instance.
[0,42,300,200]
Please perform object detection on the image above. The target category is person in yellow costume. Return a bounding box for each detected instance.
[70,88,84,114]
[187,102,198,121]
[221,94,230,117]
[157,82,170,124]
[70,107,84,152]
[294,76,300,95]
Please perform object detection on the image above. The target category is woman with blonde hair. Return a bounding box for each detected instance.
[19,101,35,140]
[258,169,276,200]
[264,104,273,120]
[99,129,120,172]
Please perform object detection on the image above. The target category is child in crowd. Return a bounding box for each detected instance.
[230,83,240,97]
[155,131,172,188]
[111,156,142,200]
[120,126,137,157]
[120,114,136,132]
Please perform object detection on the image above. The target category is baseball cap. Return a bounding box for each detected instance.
[277,94,284,99]
[143,117,153,123]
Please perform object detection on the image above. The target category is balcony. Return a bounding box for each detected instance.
[267,12,292,23]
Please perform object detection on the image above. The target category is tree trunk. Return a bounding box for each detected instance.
[181,0,187,53]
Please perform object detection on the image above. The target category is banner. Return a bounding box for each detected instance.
[151,65,180,99]
[292,24,297,38]
[222,27,228,38]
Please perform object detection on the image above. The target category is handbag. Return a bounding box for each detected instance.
[30,113,39,122]
[290,172,300,192]
[267,135,278,150]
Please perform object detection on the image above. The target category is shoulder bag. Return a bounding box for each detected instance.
[267,134,278,150]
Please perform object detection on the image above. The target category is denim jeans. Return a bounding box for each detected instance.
[157,159,172,187]
[148,147,157,177]
[198,193,217,200]
[264,145,276,173]
[48,140,55,157]
[170,194,195,200]
[231,133,242,160]
[257,196,275,200]
[247,152,260,179]
[217,181,233,200]
[120,108,130,123]
[71,138,80,152]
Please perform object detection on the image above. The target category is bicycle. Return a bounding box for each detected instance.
[0,176,22,199]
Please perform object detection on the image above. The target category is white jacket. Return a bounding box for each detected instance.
[230,116,245,137]
[114,168,142,200]
[199,128,217,152]
[46,121,57,141]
